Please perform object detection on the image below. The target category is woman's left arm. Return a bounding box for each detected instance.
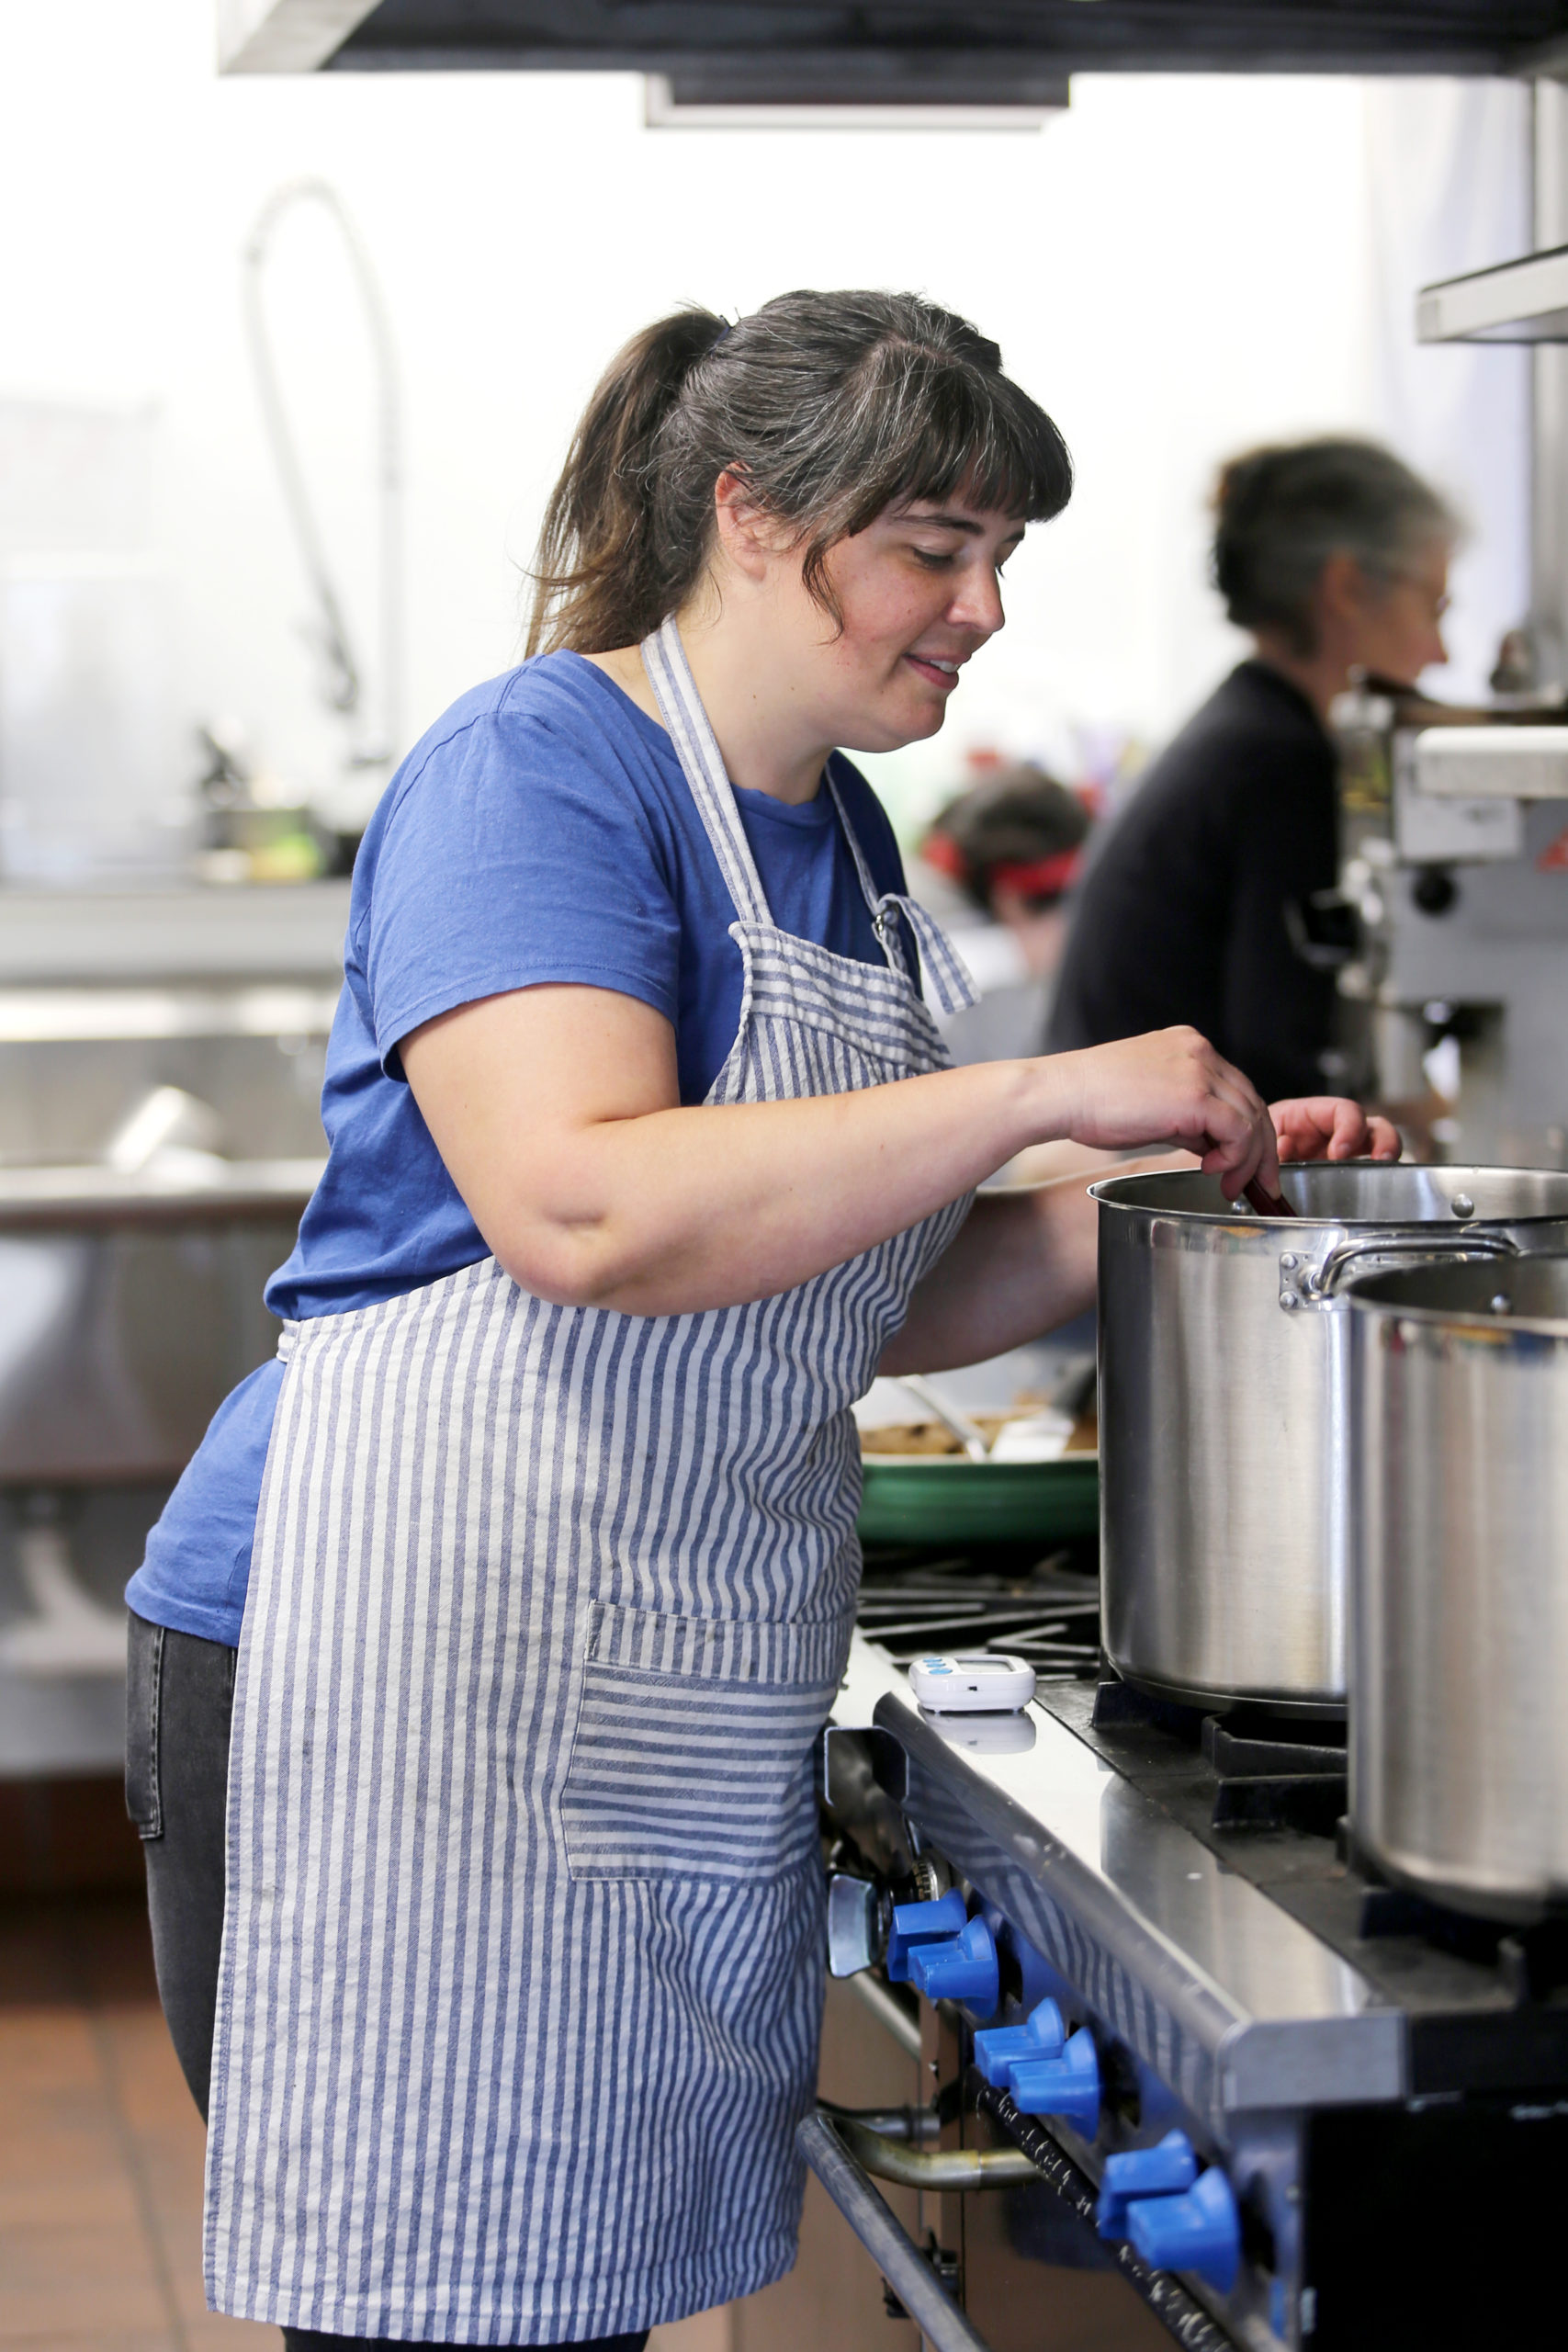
[881,1096,1400,1375]
[878,1174,1103,1375]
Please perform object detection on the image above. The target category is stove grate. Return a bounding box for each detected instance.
[856,1551,1100,1678]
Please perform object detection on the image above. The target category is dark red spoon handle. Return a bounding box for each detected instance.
[1244,1175,1296,1218]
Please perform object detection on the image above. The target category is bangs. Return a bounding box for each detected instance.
[776,330,1073,623]
[838,339,1073,532]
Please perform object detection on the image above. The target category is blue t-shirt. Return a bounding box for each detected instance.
[127,650,910,1645]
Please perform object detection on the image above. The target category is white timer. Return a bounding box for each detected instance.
[908,1653,1037,1714]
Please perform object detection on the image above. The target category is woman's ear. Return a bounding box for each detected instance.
[713,468,788,582]
[1316,548,1371,628]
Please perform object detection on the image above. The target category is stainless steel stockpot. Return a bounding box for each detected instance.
[1348,1256,1568,1923]
[1091,1164,1568,1717]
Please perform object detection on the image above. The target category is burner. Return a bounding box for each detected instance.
[1089,1671,1203,1738]
[857,1549,1100,1679]
[1201,1710,1348,1835]
[1337,1822,1568,1994]
[1201,1714,1347,1778]
[1091,1668,1348,1834]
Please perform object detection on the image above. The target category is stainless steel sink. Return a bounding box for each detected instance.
[0,888,341,1753]
[0,1160,319,1481]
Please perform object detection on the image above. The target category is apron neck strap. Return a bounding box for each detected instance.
[824,768,891,927]
[826,771,980,1018]
[640,616,773,928]
[639,614,978,1019]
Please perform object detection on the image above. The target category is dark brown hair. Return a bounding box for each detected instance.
[525,290,1073,656]
[1213,437,1455,655]
[924,765,1089,912]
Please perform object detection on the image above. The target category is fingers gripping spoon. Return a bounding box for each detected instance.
[1244,1175,1297,1218]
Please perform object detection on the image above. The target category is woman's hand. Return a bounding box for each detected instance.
[402,982,1172,1316]
[401,994,1315,1319]
[1271,1097,1402,1165]
[1052,1027,1280,1199]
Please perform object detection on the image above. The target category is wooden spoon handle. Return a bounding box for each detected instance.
[1243,1175,1296,1219]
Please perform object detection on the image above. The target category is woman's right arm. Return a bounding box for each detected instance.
[400,983,1277,1317]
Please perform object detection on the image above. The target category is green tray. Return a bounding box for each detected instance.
[857,1453,1100,1547]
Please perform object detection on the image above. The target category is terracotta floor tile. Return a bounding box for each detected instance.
[0,2335,175,2352]
[0,1900,206,2352]
[649,2312,733,2351]
[4,1894,751,2352]
[182,2323,277,2352]
[0,2209,157,2278]
[0,2007,100,2086]
[0,2285,170,2340]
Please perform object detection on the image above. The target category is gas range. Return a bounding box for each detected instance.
[853,1548,1102,1684]
[810,1548,1568,2351]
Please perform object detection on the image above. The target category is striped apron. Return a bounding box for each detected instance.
[205,615,977,2345]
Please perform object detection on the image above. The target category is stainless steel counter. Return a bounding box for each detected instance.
[0,882,351,983]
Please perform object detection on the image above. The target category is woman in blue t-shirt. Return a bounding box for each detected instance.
[125,291,1393,2352]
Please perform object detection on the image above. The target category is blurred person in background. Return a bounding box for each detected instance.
[1048,437,1455,1102]
[918,760,1090,1064]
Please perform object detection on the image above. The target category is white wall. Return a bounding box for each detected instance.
[0,1,1530,840]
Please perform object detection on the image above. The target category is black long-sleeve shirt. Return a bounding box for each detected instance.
[1046,661,1338,1104]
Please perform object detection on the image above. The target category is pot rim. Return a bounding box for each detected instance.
[1088,1160,1568,1229]
[1346,1262,1568,1340]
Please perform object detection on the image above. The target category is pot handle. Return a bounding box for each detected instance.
[1280,1226,1520,1309]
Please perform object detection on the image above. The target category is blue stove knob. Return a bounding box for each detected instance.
[908,1915,999,2018]
[1096,2130,1199,2238]
[886,1889,968,1984]
[1125,2165,1241,2295]
[1009,2025,1100,2133]
[972,1996,1066,2087]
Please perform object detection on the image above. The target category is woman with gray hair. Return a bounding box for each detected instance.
[1049,436,1455,1102]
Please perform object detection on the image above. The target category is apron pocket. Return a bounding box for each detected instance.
[561,1600,852,1883]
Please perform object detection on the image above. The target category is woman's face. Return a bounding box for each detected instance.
[795,498,1028,755]
[1342,536,1452,686]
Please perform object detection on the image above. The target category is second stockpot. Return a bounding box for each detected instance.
[1348,1257,1568,1924]
[1091,1164,1568,1716]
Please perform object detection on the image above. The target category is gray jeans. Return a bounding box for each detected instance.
[124,1611,649,2352]
[125,1611,234,2120]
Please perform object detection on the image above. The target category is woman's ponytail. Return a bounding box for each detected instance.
[525,307,727,656]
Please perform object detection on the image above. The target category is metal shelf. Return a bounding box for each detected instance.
[1417,245,1568,345]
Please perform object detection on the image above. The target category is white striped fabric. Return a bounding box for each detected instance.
[823,773,979,1020]
[891,891,982,1018]
[205,615,976,2346]
[646,611,979,1021]
[641,615,771,927]
[562,1661,838,1883]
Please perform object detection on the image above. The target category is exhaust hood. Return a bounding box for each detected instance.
[220,2,1568,90]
